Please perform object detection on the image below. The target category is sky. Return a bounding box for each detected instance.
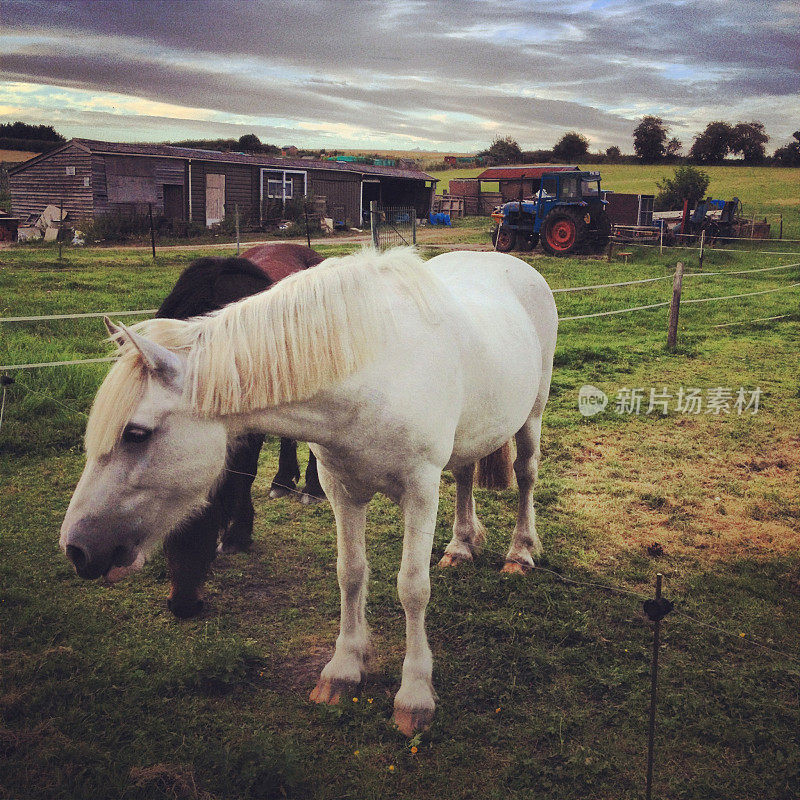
[1,0,799,154]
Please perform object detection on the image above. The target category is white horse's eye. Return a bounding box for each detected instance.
[122,424,153,444]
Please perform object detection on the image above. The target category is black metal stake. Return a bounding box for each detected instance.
[304,202,311,247]
[148,203,156,259]
[643,573,672,800]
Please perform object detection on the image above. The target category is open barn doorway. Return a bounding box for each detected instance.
[361,180,381,225]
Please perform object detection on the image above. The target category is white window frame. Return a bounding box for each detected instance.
[260,169,307,217]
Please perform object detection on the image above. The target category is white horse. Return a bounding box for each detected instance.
[60,247,557,735]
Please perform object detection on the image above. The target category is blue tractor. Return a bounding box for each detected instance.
[490,169,611,256]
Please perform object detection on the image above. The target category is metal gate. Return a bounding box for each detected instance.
[369,202,416,248]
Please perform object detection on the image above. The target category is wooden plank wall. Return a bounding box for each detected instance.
[307,173,361,225]
[189,161,253,225]
[10,143,93,221]
[91,155,185,217]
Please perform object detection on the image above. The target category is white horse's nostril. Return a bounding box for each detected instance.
[65,544,88,571]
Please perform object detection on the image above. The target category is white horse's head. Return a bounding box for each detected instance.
[60,319,228,581]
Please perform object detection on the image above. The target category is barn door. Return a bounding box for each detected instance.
[206,173,225,226]
[163,185,184,220]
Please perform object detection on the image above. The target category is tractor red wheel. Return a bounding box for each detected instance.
[542,210,587,256]
[546,218,576,251]
[493,227,516,252]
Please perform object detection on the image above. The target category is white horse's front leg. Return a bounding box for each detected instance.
[394,469,440,736]
[310,466,371,705]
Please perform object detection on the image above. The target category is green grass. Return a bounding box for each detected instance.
[1,243,799,799]
[431,164,800,238]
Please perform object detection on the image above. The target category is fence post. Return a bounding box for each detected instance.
[370,200,380,249]
[779,214,783,240]
[698,229,705,269]
[667,261,684,351]
[412,210,417,245]
[659,222,664,256]
[148,203,156,259]
[235,202,240,255]
[58,197,64,261]
[644,573,674,800]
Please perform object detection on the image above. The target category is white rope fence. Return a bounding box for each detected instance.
[1,259,798,370]
[0,309,157,324]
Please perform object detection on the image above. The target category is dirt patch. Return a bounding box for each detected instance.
[129,763,214,800]
[562,424,799,566]
[273,639,333,692]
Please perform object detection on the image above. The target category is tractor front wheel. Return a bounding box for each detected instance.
[493,226,516,253]
[542,210,587,256]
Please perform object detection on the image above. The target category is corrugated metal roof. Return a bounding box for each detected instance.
[476,165,579,180]
[22,139,436,181]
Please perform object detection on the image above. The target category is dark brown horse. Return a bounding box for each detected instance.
[160,243,324,618]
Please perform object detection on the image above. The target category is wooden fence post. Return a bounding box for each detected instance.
[235,202,240,255]
[370,200,380,249]
[667,261,684,351]
[698,229,705,269]
[148,203,156,259]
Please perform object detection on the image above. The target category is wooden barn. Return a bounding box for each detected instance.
[8,139,437,228]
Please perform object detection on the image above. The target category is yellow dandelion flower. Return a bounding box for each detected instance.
[739,632,746,638]
[495,707,501,713]
[410,746,418,754]
[367,698,373,704]
[354,750,360,756]
[388,765,395,772]
[353,697,359,702]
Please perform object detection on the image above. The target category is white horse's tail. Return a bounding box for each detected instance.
[476,442,514,489]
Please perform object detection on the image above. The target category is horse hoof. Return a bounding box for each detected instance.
[438,552,470,568]
[167,597,204,619]
[393,707,434,737]
[300,492,324,506]
[310,678,355,705]
[501,561,530,575]
[269,486,293,499]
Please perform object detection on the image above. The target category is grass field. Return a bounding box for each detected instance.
[431,164,800,238]
[1,241,799,799]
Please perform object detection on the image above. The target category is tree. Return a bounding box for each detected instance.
[666,137,682,158]
[689,121,734,163]
[730,121,768,163]
[605,145,622,162]
[552,131,589,163]
[774,131,800,166]
[655,165,711,210]
[633,116,668,161]
[238,133,263,152]
[478,136,523,165]
[0,121,65,142]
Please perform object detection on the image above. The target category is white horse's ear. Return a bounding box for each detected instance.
[104,317,183,387]
[104,316,127,347]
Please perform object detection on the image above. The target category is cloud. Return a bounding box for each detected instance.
[1,0,798,150]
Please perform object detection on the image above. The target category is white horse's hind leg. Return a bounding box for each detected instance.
[310,466,371,705]
[394,468,440,736]
[502,411,544,574]
[439,463,486,567]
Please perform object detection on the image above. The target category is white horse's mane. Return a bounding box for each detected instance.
[85,247,444,457]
